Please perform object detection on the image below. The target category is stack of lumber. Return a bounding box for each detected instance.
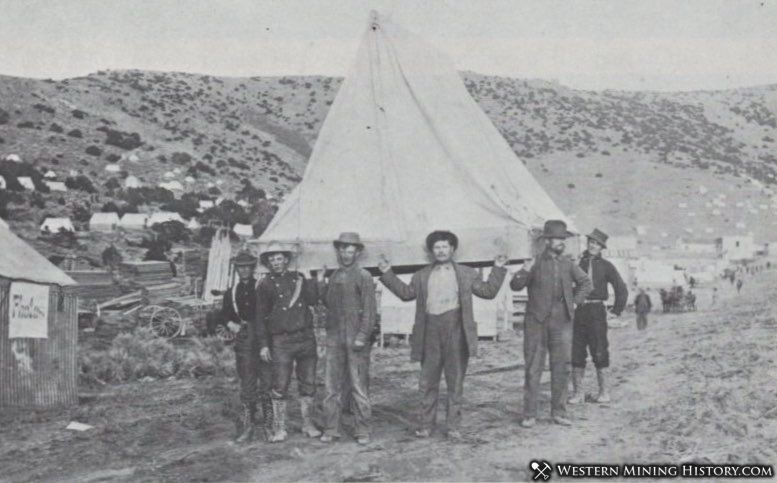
[145,281,185,301]
[173,248,205,278]
[66,270,121,302]
[119,260,175,286]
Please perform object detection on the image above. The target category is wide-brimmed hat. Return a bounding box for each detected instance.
[425,230,459,251]
[586,228,609,248]
[259,242,294,264]
[333,232,364,249]
[539,220,574,239]
[232,250,258,267]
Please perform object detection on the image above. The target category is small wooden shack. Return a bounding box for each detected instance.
[0,225,78,407]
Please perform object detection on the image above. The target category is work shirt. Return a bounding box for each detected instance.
[578,251,629,315]
[221,277,258,324]
[426,262,460,315]
[322,263,377,345]
[255,271,317,350]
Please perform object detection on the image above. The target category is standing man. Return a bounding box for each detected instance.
[318,233,377,445]
[568,229,628,405]
[222,250,272,443]
[256,243,321,443]
[510,220,592,427]
[634,288,652,331]
[378,230,507,440]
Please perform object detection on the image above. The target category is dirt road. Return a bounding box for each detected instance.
[1,272,776,482]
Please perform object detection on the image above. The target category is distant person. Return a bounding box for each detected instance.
[569,229,628,406]
[510,220,592,427]
[736,278,743,294]
[710,287,718,307]
[379,230,507,439]
[634,288,652,331]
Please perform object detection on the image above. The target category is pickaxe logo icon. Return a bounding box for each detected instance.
[530,460,552,480]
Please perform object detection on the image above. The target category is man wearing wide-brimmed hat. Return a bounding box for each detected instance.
[378,230,508,440]
[255,242,321,442]
[569,228,628,406]
[510,220,592,428]
[222,249,271,443]
[318,232,377,445]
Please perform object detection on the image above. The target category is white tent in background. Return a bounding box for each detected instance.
[254,12,572,270]
[40,217,74,233]
[0,175,6,189]
[173,167,182,175]
[187,218,201,230]
[124,175,142,188]
[148,211,185,226]
[44,170,57,179]
[163,171,175,179]
[233,223,254,238]
[158,180,184,192]
[118,213,148,230]
[89,212,119,232]
[185,176,195,184]
[104,163,121,173]
[17,177,35,191]
[44,181,67,192]
[198,200,215,211]
[127,153,140,163]
[5,154,21,163]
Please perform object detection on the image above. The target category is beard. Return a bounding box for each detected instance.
[551,243,566,255]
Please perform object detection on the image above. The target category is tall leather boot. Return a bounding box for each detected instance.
[568,367,585,404]
[235,403,255,443]
[299,396,322,438]
[260,396,273,441]
[594,368,611,403]
[268,399,288,443]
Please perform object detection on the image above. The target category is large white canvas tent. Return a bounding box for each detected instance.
[40,217,74,233]
[89,212,119,232]
[253,12,571,270]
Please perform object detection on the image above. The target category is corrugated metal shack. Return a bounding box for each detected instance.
[0,225,78,407]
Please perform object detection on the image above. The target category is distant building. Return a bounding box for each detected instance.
[104,163,121,173]
[148,211,185,226]
[717,234,756,261]
[17,176,35,191]
[603,235,638,259]
[89,212,120,232]
[675,237,718,255]
[118,213,148,230]
[40,217,75,233]
[44,181,67,192]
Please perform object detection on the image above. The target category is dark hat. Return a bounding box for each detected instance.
[259,242,294,265]
[333,232,364,249]
[425,230,459,251]
[232,249,258,266]
[586,228,609,248]
[539,220,574,239]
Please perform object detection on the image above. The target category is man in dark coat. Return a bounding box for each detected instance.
[378,230,507,439]
[256,243,320,442]
[222,250,271,443]
[319,232,377,445]
[510,220,593,427]
[568,229,628,405]
[634,288,652,331]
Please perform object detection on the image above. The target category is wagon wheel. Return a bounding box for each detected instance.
[214,323,236,342]
[149,306,184,338]
[137,304,158,327]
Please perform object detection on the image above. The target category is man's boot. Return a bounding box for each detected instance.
[235,403,255,443]
[268,399,288,443]
[593,368,611,403]
[299,396,322,438]
[260,396,273,441]
[568,367,585,404]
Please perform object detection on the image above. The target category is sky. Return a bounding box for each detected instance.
[1,0,776,91]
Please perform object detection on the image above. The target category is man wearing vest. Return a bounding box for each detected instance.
[318,232,378,445]
[569,229,628,405]
[378,230,508,440]
[223,250,272,443]
[510,220,593,428]
[256,243,321,442]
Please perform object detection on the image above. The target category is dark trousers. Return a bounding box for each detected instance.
[270,330,317,399]
[234,329,272,404]
[572,303,610,369]
[322,334,372,437]
[419,309,469,431]
[523,302,572,419]
[636,313,648,330]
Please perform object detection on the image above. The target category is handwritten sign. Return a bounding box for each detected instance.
[8,282,49,338]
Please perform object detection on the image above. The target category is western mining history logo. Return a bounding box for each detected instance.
[528,461,774,480]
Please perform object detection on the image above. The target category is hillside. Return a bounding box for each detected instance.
[1,70,776,250]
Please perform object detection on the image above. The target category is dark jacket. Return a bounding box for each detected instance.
[635,293,652,314]
[221,277,258,324]
[510,251,593,321]
[320,263,377,346]
[579,251,629,316]
[380,262,507,362]
[255,271,318,350]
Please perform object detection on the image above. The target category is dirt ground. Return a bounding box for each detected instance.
[1,272,776,482]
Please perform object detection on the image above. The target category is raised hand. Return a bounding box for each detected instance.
[377,254,391,274]
[316,266,327,282]
[521,257,534,272]
[260,347,272,362]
